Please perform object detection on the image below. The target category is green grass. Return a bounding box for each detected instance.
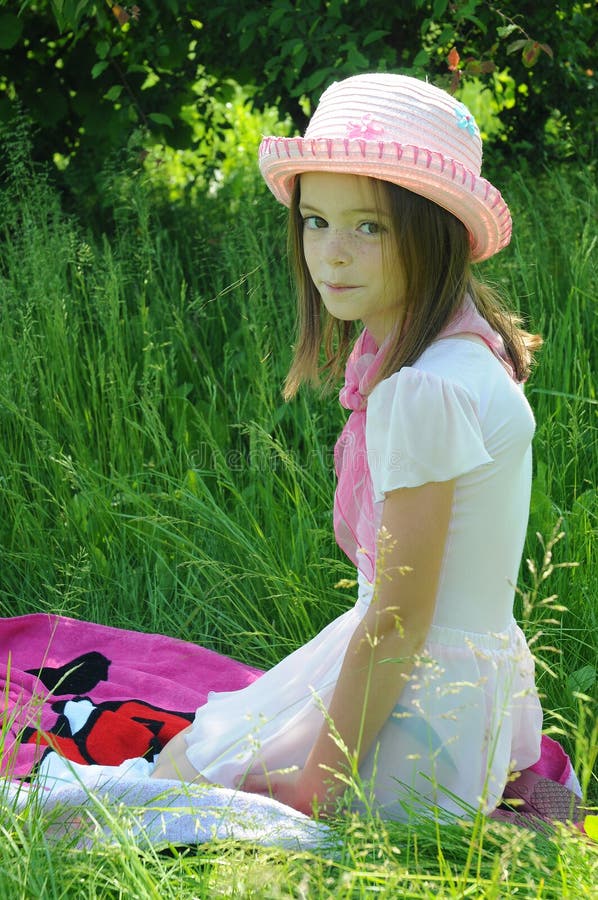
[0,124,596,896]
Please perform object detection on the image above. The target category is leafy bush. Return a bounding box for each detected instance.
[0,1,595,204]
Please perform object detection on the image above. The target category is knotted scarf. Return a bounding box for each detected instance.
[333,296,518,581]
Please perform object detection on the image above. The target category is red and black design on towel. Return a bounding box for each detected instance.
[21,650,194,766]
[0,614,262,779]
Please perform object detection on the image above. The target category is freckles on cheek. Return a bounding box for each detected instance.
[303,248,316,276]
[302,246,318,279]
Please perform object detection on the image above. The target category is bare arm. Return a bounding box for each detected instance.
[242,478,455,812]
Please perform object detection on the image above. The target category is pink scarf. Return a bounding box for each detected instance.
[333,296,517,581]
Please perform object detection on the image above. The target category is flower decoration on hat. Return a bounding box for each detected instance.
[346,114,385,140]
[454,103,478,136]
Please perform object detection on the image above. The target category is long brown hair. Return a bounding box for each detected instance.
[283,177,541,400]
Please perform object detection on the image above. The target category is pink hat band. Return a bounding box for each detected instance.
[259,74,511,262]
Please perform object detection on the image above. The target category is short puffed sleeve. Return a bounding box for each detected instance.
[366,367,493,499]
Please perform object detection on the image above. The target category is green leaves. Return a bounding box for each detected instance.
[91,61,110,79]
[96,40,110,59]
[362,30,390,47]
[0,13,23,50]
[148,112,174,128]
[497,24,519,39]
[104,85,123,102]
[568,665,597,695]
[49,0,93,33]
[506,38,554,68]
[0,0,593,207]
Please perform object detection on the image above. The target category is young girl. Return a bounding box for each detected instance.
[151,73,544,822]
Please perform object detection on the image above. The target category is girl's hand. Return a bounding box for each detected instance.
[238,768,330,816]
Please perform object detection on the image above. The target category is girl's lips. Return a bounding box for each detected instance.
[322,282,359,292]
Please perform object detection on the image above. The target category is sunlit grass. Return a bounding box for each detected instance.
[0,126,596,895]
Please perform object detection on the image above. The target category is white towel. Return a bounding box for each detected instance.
[4,752,332,851]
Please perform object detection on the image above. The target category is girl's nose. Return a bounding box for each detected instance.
[323,231,352,266]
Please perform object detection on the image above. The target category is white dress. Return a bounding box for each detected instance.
[185,336,543,820]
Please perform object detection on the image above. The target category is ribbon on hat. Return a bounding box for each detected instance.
[333,297,516,581]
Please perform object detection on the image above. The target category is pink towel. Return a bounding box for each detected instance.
[0,614,261,778]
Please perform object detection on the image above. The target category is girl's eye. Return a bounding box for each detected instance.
[303,215,327,230]
[358,221,383,236]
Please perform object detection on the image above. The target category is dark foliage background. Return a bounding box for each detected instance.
[0,1,595,205]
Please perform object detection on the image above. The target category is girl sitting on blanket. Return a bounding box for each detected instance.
[150,73,545,822]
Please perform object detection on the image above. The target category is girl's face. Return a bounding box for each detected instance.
[299,172,405,344]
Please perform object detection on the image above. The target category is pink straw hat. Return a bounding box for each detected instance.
[259,73,511,262]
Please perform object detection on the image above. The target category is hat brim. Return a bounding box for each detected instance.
[259,136,511,263]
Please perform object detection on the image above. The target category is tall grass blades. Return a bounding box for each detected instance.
[487,167,598,768]
[0,122,596,896]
